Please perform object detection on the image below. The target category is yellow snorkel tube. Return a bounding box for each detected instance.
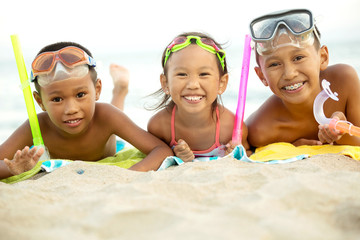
[10,34,50,160]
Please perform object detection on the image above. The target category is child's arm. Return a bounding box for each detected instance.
[320,64,360,146]
[108,106,173,171]
[0,120,39,179]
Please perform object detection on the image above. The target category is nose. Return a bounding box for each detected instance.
[64,98,79,115]
[186,76,200,89]
[283,62,298,80]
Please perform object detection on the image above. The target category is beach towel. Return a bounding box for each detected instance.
[157,143,360,169]
[250,142,360,161]
[1,147,145,184]
[2,143,359,184]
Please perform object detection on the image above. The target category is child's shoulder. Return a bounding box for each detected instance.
[218,105,235,121]
[150,107,172,119]
[322,64,360,93]
[148,108,171,127]
[94,102,116,114]
[322,64,359,84]
[94,102,127,121]
[147,108,172,141]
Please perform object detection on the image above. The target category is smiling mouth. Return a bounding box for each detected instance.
[64,119,81,124]
[283,82,304,91]
[183,96,204,101]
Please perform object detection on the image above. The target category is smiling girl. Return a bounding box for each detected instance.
[148,32,250,162]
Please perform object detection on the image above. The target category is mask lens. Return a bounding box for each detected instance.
[251,18,277,39]
[285,12,312,33]
[200,38,216,48]
[32,53,55,72]
[173,37,187,45]
[59,48,85,65]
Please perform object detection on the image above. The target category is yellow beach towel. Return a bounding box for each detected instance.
[250,142,360,162]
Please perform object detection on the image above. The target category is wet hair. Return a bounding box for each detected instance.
[148,32,228,112]
[32,42,98,93]
[255,25,322,66]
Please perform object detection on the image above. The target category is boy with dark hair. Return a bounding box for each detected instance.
[247,9,360,147]
[0,42,173,179]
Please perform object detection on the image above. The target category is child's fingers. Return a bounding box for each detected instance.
[19,146,31,159]
[319,125,340,143]
[28,146,37,154]
[292,138,321,146]
[34,147,45,160]
[174,147,193,160]
[13,150,22,160]
[178,152,194,162]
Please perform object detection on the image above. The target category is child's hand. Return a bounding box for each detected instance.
[224,140,236,155]
[318,112,346,144]
[292,138,322,146]
[225,140,253,156]
[4,146,44,175]
[173,139,195,162]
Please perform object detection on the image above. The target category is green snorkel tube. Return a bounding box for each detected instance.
[10,34,50,160]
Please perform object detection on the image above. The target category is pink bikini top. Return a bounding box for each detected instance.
[169,105,222,156]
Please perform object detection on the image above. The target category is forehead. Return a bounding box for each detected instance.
[258,44,317,62]
[40,73,94,94]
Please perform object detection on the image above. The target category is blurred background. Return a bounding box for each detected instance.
[1,0,359,142]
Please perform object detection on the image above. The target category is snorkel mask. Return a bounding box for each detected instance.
[164,35,226,70]
[31,46,96,86]
[249,9,320,55]
[36,63,90,87]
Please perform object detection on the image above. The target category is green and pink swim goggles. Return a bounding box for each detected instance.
[250,9,321,55]
[163,35,226,70]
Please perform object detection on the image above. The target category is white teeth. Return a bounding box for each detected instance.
[184,96,202,101]
[284,82,303,91]
[66,119,80,123]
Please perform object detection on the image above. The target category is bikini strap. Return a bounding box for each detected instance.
[169,105,177,147]
[215,106,221,147]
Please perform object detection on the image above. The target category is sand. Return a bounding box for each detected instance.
[0,154,360,240]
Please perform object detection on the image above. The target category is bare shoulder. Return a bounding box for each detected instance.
[246,95,282,126]
[218,105,235,122]
[322,64,359,87]
[147,108,172,142]
[246,95,284,147]
[95,102,118,115]
[94,102,127,122]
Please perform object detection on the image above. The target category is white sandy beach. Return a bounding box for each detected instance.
[0,154,359,240]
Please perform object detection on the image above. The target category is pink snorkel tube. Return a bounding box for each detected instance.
[232,34,252,145]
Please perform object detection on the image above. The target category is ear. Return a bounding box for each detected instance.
[218,73,229,95]
[319,45,329,71]
[33,91,46,111]
[160,74,169,94]
[95,79,102,100]
[254,66,268,87]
